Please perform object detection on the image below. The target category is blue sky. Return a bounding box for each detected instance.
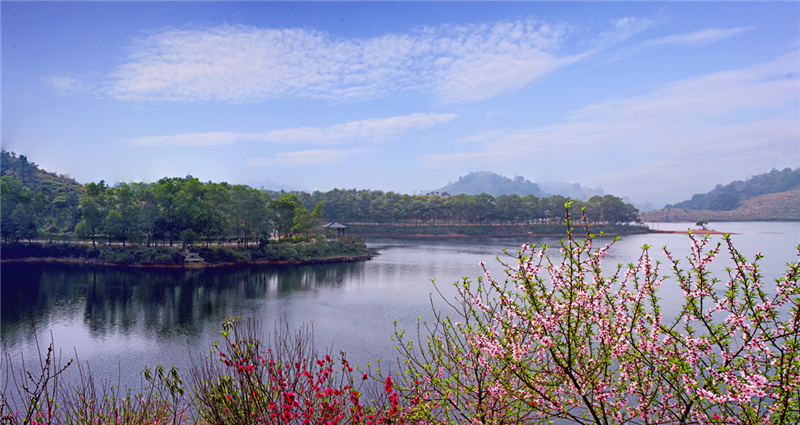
[3,1,798,207]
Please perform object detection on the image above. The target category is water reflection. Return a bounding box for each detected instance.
[2,223,797,393]
[1,261,366,346]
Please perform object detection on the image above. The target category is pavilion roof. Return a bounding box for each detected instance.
[321,221,349,229]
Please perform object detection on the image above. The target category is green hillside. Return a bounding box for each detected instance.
[1,150,85,234]
[642,189,800,222]
[1,152,644,244]
[668,167,800,211]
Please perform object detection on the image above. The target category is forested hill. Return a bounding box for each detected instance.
[436,171,546,197]
[1,150,85,233]
[1,151,642,244]
[1,150,84,197]
[668,167,800,211]
[436,171,603,200]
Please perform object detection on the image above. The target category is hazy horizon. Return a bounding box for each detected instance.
[3,2,798,208]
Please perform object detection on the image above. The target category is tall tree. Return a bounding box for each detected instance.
[229,185,267,246]
[105,183,138,246]
[1,176,45,242]
[196,182,230,247]
[75,196,105,247]
[153,177,181,246]
[270,193,304,237]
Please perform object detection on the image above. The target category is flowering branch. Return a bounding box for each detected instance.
[396,205,800,424]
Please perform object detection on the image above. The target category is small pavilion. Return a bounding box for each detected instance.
[321,221,348,240]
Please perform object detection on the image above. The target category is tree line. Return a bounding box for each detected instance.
[1,150,640,245]
[294,189,639,227]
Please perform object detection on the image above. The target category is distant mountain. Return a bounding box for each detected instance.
[538,181,603,201]
[434,171,602,199]
[667,167,800,211]
[243,178,295,192]
[435,171,544,197]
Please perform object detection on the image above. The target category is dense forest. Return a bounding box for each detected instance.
[1,150,640,245]
[667,167,800,211]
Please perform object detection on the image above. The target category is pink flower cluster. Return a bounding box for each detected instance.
[193,320,405,424]
[395,209,800,424]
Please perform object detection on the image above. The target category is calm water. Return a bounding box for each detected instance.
[2,222,798,391]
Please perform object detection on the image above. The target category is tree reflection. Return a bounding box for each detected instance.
[0,261,365,345]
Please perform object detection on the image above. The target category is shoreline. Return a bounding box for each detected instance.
[649,229,737,235]
[357,233,642,238]
[356,230,653,238]
[0,254,376,269]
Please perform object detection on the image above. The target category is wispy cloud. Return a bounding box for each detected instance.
[648,26,754,46]
[423,51,800,202]
[97,17,637,104]
[247,149,370,167]
[599,16,659,47]
[604,25,755,64]
[259,113,457,144]
[126,112,456,146]
[129,132,243,146]
[45,76,91,96]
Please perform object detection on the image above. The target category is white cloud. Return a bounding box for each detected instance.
[247,149,370,167]
[128,132,242,146]
[569,51,799,131]
[422,52,800,203]
[600,16,659,47]
[103,18,610,103]
[125,112,456,146]
[648,26,754,46]
[259,113,457,143]
[45,76,90,95]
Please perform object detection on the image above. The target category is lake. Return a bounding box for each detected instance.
[2,221,798,392]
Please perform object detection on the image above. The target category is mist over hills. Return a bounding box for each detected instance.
[642,167,800,222]
[434,171,603,200]
[667,167,800,211]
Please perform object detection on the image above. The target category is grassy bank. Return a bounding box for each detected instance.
[0,237,370,267]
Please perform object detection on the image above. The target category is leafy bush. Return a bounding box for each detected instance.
[191,318,400,425]
[1,319,401,425]
[197,247,253,264]
[98,246,137,264]
[0,333,192,425]
[0,242,96,260]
